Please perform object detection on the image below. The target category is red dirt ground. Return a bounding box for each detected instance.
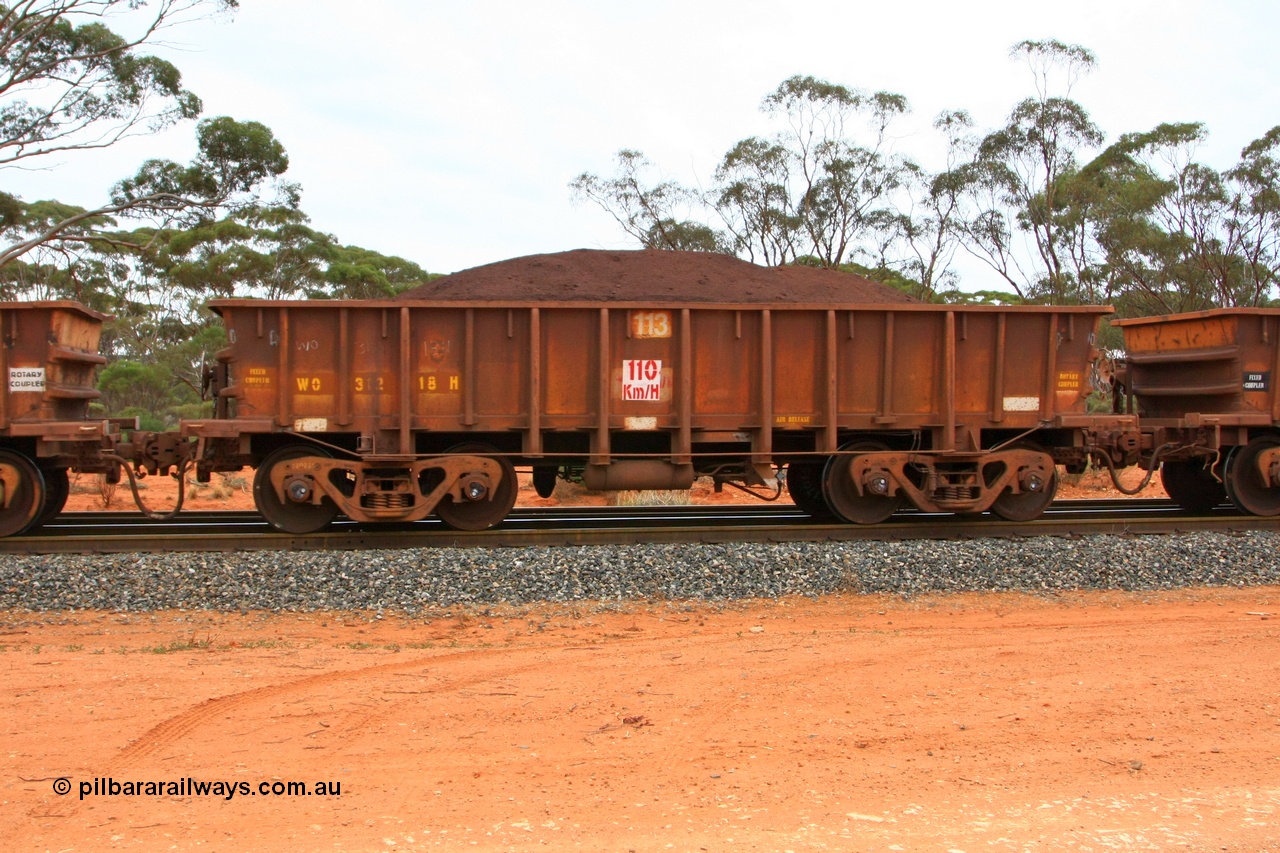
[3,588,1277,851]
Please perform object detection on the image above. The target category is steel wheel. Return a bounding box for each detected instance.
[532,466,558,499]
[0,450,45,537]
[1224,436,1280,516]
[1160,459,1226,514]
[989,444,1058,522]
[435,443,517,531]
[786,461,834,519]
[823,442,901,525]
[254,446,339,534]
[35,467,70,527]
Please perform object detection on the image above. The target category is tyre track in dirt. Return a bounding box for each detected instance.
[112,649,548,769]
[109,628,757,770]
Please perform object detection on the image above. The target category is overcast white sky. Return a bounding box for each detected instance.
[9,0,1280,287]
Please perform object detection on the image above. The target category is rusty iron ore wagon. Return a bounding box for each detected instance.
[0,301,187,535]
[184,299,1137,534]
[0,301,111,535]
[1114,307,1280,516]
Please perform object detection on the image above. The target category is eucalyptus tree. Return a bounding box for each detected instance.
[1072,122,1280,315]
[1071,122,1221,314]
[712,135,799,265]
[1224,126,1280,306]
[958,40,1104,302]
[713,75,913,269]
[0,1,291,269]
[887,110,977,300]
[570,149,725,252]
[323,243,434,299]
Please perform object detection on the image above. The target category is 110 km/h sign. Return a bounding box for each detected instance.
[622,359,662,401]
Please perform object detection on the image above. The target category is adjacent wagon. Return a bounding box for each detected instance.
[0,301,113,535]
[1114,307,1280,515]
[0,301,191,536]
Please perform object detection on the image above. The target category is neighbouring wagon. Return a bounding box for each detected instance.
[0,301,190,535]
[185,298,1136,533]
[0,301,111,535]
[1114,307,1280,515]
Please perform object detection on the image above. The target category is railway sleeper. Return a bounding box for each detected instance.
[264,454,508,526]
[845,447,1056,518]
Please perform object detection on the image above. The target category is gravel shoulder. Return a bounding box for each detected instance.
[2,533,1277,611]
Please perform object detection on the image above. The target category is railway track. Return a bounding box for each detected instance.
[2,499,1275,555]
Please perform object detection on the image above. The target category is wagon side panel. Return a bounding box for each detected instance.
[540,308,598,428]
[690,309,759,429]
[769,310,822,432]
[834,309,889,430]
[408,306,466,430]
[472,308,529,428]
[609,307,679,428]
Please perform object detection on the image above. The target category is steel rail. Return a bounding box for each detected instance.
[0,500,1274,555]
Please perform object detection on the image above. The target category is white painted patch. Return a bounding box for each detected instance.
[1002,396,1040,412]
[622,359,662,401]
[294,418,328,432]
[8,367,44,392]
[624,416,658,430]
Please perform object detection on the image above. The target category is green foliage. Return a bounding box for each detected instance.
[572,39,1280,313]
[108,117,290,215]
[713,137,798,265]
[115,406,166,433]
[325,244,433,298]
[936,288,1029,306]
[98,360,189,425]
[0,1,287,268]
[719,75,913,269]
[0,2,225,170]
[169,402,216,420]
[573,76,917,272]
[960,43,1105,303]
[1049,120,1280,314]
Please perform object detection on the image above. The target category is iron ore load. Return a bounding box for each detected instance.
[182,250,1139,533]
